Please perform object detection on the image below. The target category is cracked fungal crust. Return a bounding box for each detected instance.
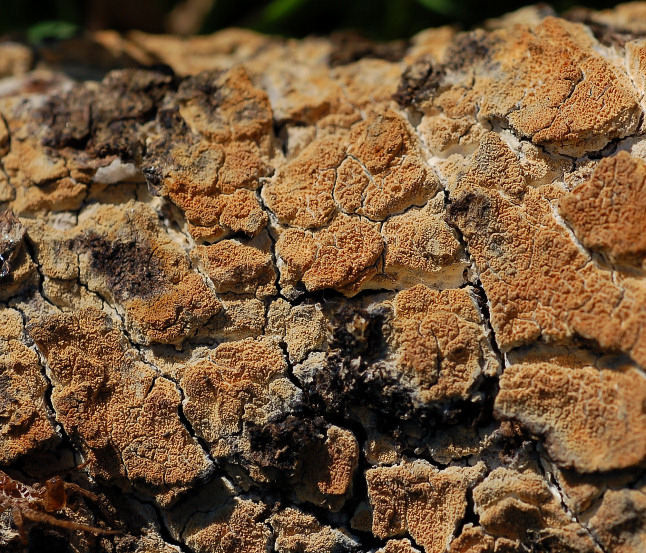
[448,132,646,366]
[496,360,646,472]
[28,308,212,506]
[402,16,642,157]
[143,66,273,242]
[366,461,485,553]
[1,4,646,552]
[560,150,646,270]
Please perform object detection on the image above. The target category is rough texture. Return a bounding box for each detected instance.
[560,150,646,270]
[28,308,213,506]
[0,4,645,552]
[496,360,646,472]
[366,461,485,553]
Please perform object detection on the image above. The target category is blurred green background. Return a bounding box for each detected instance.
[0,0,625,41]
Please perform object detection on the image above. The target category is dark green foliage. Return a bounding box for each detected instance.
[0,1,627,41]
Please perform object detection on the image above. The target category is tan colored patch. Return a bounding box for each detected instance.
[195,233,276,299]
[263,136,345,229]
[496,361,646,472]
[275,213,383,298]
[266,298,327,363]
[410,18,641,156]
[589,489,646,553]
[387,285,499,403]
[366,461,485,553]
[448,133,646,365]
[28,308,212,506]
[0,336,58,464]
[180,337,301,480]
[382,194,467,289]
[270,507,359,553]
[76,201,221,345]
[264,110,436,227]
[183,499,271,553]
[560,151,646,270]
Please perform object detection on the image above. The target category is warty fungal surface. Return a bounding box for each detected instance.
[0,4,645,552]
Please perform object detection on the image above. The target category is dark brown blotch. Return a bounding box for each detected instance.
[247,414,327,473]
[0,210,26,279]
[394,56,445,108]
[76,233,167,302]
[447,193,492,235]
[443,30,494,72]
[329,31,408,67]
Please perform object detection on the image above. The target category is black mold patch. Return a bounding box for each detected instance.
[247,413,327,472]
[42,68,175,161]
[76,233,167,303]
[446,193,492,234]
[443,32,491,71]
[301,305,431,426]
[328,32,408,67]
[0,210,26,279]
[394,56,445,108]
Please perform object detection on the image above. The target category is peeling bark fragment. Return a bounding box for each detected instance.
[377,539,422,553]
[366,461,485,553]
[297,424,359,510]
[28,308,212,506]
[473,466,569,539]
[560,151,646,271]
[448,524,495,553]
[0,221,38,302]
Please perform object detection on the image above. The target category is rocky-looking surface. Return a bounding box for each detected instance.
[1,3,646,552]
